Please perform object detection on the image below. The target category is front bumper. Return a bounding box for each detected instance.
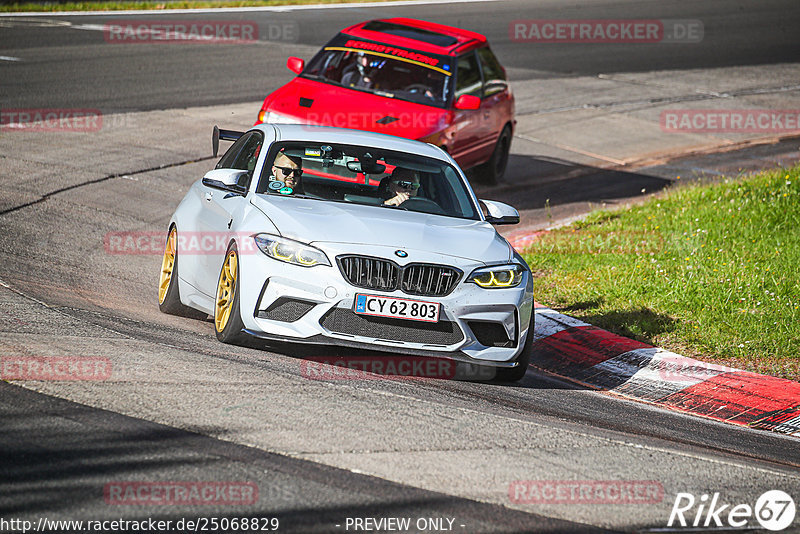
[237,243,534,365]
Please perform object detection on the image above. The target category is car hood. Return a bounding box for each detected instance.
[264,78,450,140]
[249,195,511,263]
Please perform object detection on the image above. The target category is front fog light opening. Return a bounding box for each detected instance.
[467,320,514,348]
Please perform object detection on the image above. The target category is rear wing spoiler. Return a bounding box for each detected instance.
[212,125,244,157]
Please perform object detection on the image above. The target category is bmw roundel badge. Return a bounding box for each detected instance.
[395,250,408,258]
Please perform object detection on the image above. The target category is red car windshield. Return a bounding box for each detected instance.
[302,38,452,108]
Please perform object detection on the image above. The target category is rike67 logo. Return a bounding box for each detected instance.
[668,490,795,531]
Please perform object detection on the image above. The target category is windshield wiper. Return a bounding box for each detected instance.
[263,192,317,200]
[382,203,408,211]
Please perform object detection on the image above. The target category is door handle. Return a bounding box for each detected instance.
[205,192,213,202]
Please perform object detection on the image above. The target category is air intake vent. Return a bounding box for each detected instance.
[320,308,463,345]
[337,256,461,297]
[299,97,314,108]
[337,256,399,292]
[258,297,316,322]
[401,264,461,297]
[467,321,514,348]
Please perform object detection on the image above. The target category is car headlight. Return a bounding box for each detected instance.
[260,111,304,125]
[467,264,526,288]
[254,234,330,267]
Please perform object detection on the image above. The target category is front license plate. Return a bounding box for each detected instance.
[354,294,440,323]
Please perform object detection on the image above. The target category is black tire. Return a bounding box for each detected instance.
[158,226,195,316]
[214,243,246,344]
[474,125,511,185]
[493,311,534,383]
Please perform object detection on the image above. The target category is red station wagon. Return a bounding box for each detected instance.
[255,18,515,183]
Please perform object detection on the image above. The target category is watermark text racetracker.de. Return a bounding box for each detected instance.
[519,230,664,255]
[661,109,800,133]
[1,356,111,381]
[1,109,140,132]
[295,111,446,131]
[510,19,703,43]
[509,480,664,504]
[0,517,279,533]
[1,109,102,132]
[300,355,496,381]
[103,20,299,44]
[105,231,261,256]
[655,354,736,382]
[104,481,258,506]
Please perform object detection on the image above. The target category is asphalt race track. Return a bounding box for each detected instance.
[2,0,800,111]
[1,1,800,532]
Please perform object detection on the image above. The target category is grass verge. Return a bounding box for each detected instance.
[1,0,392,13]
[523,165,800,381]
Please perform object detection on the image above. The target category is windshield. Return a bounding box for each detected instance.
[257,142,480,220]
[302,37,452,108]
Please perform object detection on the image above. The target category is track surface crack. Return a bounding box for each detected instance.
[0,156,214,216]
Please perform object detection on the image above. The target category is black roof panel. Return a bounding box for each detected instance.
[362,21,459,48]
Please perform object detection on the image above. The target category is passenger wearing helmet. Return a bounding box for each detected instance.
[341,52,374,88]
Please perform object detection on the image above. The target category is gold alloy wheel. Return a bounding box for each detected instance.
[158,227,177,305]
[215,249,238,333]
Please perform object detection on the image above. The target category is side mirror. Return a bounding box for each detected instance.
[287,57,304,74]
[454,94,481,110]
[203,169,248,193]
[480,199,519,225]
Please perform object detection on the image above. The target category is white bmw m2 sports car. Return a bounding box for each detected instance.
[158,124,533,381]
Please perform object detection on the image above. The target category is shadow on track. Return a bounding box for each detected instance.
[0,382,610,533]
[472,153,674,212]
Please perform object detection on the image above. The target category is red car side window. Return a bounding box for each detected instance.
[455,52,482,100]
[477,47,507,97]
